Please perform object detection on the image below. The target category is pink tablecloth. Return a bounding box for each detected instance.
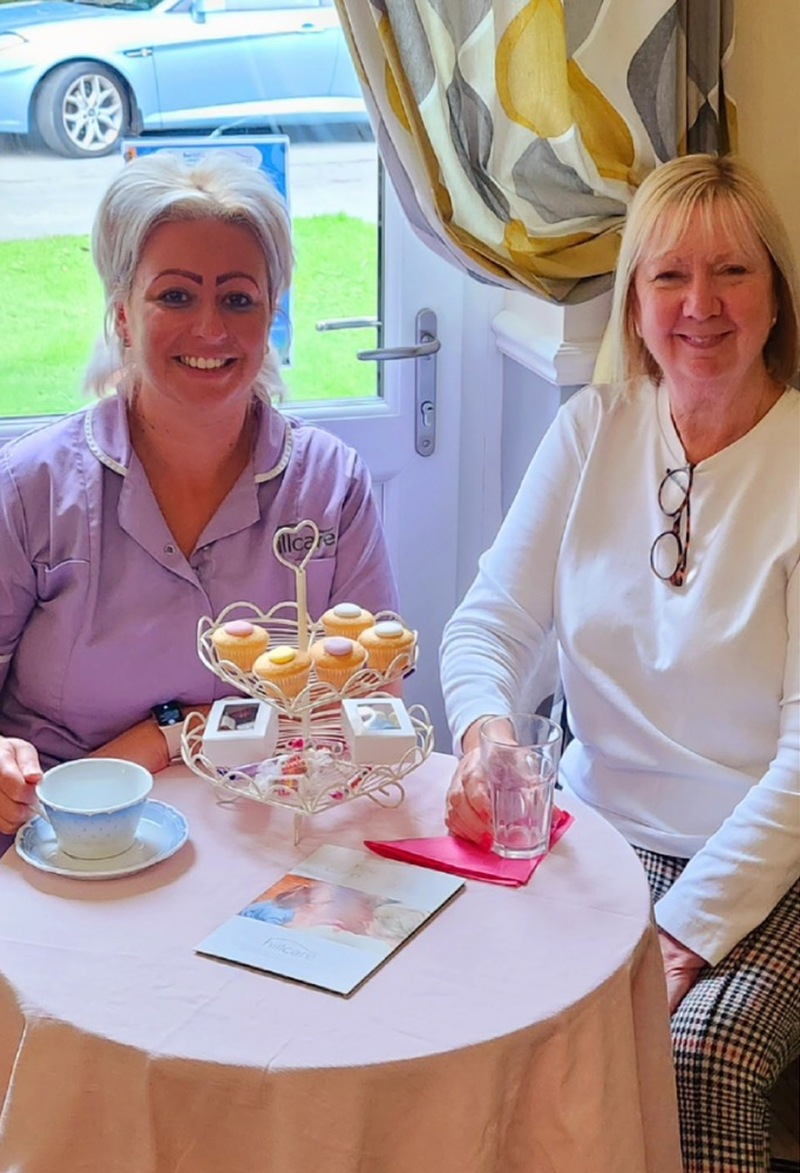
[0,755,682,1173]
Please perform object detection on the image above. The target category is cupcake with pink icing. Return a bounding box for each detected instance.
[310,636,368,689]
[211,619,269,671]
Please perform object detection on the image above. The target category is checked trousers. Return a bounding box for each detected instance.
[634,848,800,1173]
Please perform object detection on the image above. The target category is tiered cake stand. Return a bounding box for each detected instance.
[181,521,434,841]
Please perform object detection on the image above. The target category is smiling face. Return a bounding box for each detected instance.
[117,217,272,415]
[631,205,778,400]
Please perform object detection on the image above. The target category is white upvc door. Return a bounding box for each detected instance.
[296,177,483,743]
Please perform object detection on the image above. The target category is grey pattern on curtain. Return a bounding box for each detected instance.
[335,0,735,303]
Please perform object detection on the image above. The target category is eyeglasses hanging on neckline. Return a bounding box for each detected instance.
[650,464,696,587]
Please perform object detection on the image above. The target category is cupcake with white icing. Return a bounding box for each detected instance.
[358,620,415,675]
[319,602,375,640]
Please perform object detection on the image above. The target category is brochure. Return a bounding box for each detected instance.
[196,844,465,996]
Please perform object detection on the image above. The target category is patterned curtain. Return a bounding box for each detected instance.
[335,0,735,304]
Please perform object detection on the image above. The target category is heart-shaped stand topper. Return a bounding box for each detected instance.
[272,520,321,652]
[272,520,321,573]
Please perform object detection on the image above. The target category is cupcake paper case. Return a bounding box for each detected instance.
[320,602,375,640]
[253,645,312,699]
[358,620,415,675]
[310,636,368,689]
[211,620,269,671]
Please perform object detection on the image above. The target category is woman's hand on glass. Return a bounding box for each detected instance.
[0,736,42,834]
[444,746,494,848]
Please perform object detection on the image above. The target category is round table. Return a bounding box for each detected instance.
[0,755,681,1173]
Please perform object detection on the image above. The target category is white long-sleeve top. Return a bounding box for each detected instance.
[441,382,799,964]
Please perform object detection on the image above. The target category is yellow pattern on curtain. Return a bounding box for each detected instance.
[335,0,735,304]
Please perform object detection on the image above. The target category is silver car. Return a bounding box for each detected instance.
[0,0,366,158]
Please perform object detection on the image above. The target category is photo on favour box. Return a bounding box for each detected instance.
[355,701,402,731]
[202,696,279,769]
[218,703,260,733]
[196,845,464,996]
[341,697,417,766]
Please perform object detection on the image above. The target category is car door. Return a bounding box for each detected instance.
[149,0,341,130]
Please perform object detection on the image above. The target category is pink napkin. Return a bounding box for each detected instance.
[365,806,574,887]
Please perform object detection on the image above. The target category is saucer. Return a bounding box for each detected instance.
[15,799,189,880]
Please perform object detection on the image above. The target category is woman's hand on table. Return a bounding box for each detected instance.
[89,718,173,774]
[0,736,42,834]
[658,929,708,1013]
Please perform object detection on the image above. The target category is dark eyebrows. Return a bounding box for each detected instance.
[155,267,202,283]
[216,270,261,286]
[151,269,262,286]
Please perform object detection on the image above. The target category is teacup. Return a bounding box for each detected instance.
[37,758,154,860]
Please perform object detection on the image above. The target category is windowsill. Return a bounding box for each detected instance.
[491,289,612,387]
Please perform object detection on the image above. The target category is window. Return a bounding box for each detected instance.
[0,4,379,430]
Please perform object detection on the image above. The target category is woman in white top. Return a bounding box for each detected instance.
[440,154,799,1173]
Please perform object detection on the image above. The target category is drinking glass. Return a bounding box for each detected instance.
[479,713,562,859]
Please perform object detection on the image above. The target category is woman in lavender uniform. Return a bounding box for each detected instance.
[440,156,798,1172]
[0,152,397,834]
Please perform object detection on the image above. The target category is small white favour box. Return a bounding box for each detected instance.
[341,697,416,766]
[202,697,279,768]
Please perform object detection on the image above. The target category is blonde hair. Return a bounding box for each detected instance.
[85,150,294,402]
[607,154,799,388]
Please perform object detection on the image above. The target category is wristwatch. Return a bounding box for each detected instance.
[152,700,184,763]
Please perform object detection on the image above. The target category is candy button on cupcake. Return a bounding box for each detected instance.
[211,620,269,671]
[358,620,415,674]
[311,636,368,690]
[319,602,375,640]
[253,645,312,699]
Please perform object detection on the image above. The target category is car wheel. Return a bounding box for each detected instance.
[34,62,130,159]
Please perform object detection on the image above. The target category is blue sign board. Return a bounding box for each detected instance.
[122,135,292,365]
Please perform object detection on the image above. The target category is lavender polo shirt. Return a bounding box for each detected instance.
[0,396,398,767]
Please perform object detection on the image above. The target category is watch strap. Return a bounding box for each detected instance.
[157,720,184,763]
[152,701,184,763]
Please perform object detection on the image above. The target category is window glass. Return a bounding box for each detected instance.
[0,0,378,422]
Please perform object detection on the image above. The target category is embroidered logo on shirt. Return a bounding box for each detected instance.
[274,525,336,558]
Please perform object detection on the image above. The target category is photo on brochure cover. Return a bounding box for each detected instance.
[239,874,426,954]
[196,845,465,996]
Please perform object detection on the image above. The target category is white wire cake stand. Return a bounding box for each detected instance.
[195,599,419,718]
[181,519,435,839]
[181,700,434,843]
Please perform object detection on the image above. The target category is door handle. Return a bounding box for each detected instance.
[356,336,440,361]
[315,310,439,458]
[315,311,440,363]
[359,309,439,457]
[315,317,381,332]
[356,308,440,362]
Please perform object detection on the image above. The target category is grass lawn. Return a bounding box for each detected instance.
[0,214,378,417]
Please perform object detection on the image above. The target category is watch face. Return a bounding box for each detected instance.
[153,701,182,727]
